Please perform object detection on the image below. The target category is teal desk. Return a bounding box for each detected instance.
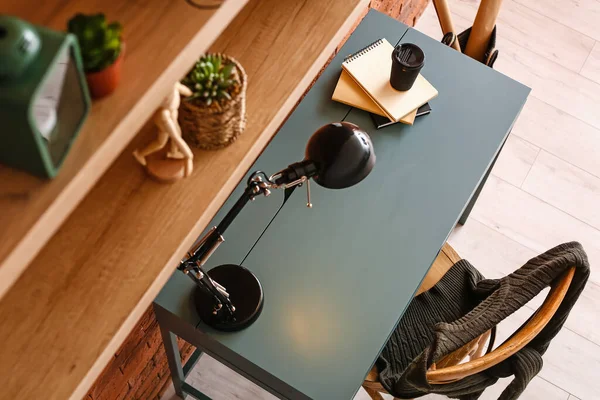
[154,10,530,400]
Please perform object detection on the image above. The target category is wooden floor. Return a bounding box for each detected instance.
[163,1,600,399]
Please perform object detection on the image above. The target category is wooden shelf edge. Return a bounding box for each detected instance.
[0,0,248,300]
[0,1,370,398]
[70,2,368,398]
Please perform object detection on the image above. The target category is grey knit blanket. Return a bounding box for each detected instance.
[377,242,589,400]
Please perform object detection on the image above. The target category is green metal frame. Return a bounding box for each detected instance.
[158,323,212,400]
[0,25,90,178]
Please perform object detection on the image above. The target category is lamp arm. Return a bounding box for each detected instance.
[178,172,274,319]
[178,165,315,322]
[187,173,271,266]
[178,228,233,316]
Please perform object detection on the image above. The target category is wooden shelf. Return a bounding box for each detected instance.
[0,0,368,398]
[0,0,248,298]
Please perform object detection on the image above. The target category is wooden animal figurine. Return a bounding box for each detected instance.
[133,82,194,182]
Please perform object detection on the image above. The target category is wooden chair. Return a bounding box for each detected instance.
[362,243,575,400]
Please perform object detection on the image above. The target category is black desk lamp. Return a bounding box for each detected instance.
[178,122,376,331]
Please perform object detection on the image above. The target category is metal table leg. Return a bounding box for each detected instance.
[458,138,506,225]
[159,325,186,399]
[153,302,303,400]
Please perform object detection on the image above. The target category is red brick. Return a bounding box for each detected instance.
[87,357,127,400]
[115,307,154,358]
[118,320,161,379]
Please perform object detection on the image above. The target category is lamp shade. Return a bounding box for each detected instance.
[305,122,375,189]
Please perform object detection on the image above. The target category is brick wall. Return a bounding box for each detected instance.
[85,1,429,399]
[84,307,195,400]
[372,0,430,27]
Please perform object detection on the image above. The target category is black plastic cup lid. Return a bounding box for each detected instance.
[393,43,425,69]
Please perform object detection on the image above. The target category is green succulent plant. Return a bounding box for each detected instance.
[67,13,122,73]
[182,54,239,107]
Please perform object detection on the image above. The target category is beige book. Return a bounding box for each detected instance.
[341,38,438,122]
[332,70,417,125]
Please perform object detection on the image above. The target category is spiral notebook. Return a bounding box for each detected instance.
[341,38,438,122]
[332,70,418,125]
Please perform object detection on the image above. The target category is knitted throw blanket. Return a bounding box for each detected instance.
[377,242,589,400]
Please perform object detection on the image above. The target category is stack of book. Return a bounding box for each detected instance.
[332,38,438,127]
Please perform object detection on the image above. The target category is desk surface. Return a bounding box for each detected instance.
[156,10,530,400]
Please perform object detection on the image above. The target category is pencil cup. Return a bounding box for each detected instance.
[390,43,425,91]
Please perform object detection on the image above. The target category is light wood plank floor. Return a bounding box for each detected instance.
[419,1,600,399]
[163,2,600,398]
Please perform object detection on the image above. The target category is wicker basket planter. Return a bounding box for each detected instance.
[179,56,247,150]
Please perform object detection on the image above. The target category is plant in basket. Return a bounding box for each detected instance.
[179,54,247,150]
[67,13,123,99]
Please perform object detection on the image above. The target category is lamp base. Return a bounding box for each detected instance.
[194,264,264,332]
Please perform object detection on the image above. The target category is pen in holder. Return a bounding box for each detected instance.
[390,43,425,91]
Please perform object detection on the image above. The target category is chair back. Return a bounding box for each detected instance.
[425,266,575,384]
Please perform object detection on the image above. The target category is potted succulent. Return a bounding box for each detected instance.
[179,54,247,150]
[67,13,123,99]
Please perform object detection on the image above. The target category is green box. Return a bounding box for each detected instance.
[0,17,91,178]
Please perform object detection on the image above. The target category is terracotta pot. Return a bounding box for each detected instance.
[85,47,125,99]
